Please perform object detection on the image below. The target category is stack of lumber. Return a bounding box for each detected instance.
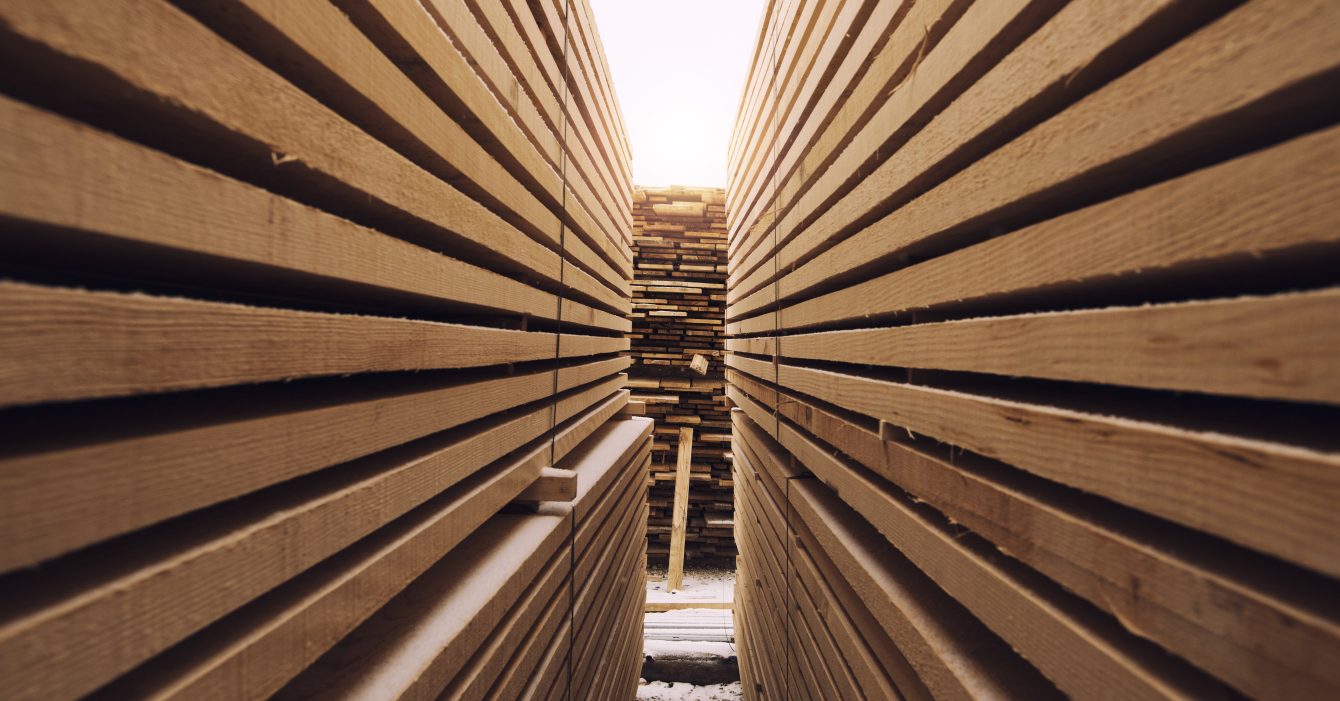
[0,1,646,700]
[726,1,1340,699]
[628,186,735,562]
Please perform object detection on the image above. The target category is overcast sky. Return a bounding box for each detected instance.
[589,0,767,188]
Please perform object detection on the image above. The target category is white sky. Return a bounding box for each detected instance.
[589,0,767,188]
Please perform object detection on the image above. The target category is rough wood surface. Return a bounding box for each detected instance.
[666,427,695,591]
[0,0,641,698]
[727,1,1340,699]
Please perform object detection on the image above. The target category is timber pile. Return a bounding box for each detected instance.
[628,186,735,562]
[726,1,1340,700]
[0,2,646,701]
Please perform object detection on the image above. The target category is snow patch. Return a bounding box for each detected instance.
[644,639,736,660]
[646,565,734,604]
[636,680,743,700]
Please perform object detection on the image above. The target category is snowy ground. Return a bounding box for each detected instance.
[638,567,739,699]
[645,565,734,605]
[636,680,743,700]
[644,639,736,659]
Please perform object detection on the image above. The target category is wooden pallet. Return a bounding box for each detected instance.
[726,1,1340,700]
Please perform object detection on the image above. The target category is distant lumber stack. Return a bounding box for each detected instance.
[628,186,735,562]
[0,1,643,700]
[726,1,1340,700]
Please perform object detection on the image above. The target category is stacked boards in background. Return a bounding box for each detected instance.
[725,1,1340,699]
[0,1,645,700]
[628,187,735,562]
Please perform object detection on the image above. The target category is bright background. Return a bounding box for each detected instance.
[589,0,767,188]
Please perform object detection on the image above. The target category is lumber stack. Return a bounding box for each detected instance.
[0,1,645,700]
[725,1,1340,699]
[628,186,735,562]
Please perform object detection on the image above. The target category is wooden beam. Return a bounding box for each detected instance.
[0,364,625,572]
[780,362,1340,579]
[738,288,1340,405]
[644,602,732,612]
[514,467,578,503]
[666,426,695,592]
[0,280,626,408]
[730,122,1340,332]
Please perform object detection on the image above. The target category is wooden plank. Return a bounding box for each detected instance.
[270,511,568,700]
[729,0,919,265]
[0,0,569,287]
[787,413,1236,699]
[730,121,1340,330]
[343,0,631,297]
[0,280,625,408]
[0,362,623,571]
[789,524,920,701]
[571,458,646,662]
[0,95,620,327]
[778,362,1340,579]
[738,288,1340,405]
[0,378,620,701]
[482,0,632,275]
[786,475,1060,700]
[177,0,566,254]
[666,427,695,591]
[82,445,545,701]
[630,188,733,562]
[572,514,646,694]
[443,546,570,701]
[731,0,1060,295]
[461,562,570,700]
[736,0,1340,317]
[565,417,655,524]
[762,381,1340,700]
[527,616,572,701]
[643,602,732,612]
[418,0,561,165]
[515,467,579,502]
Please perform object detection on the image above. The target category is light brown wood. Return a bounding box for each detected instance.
[0,360,624,572]
[0,0,640,698]
[736,288,1340,405]
[0,280,625,408]
[0,0,565,286]
[730,0,1048,295]
[734,0,1340,322]
[643,602,732,612]
[0,95,622,327]
[784,465,1057,700]
[443,545,570,701]
[630,187,733,561]
[347,0,631,296]
[271,512,568,701]
[759,379,1340,700]
[785,412,1235,699]
[81,447,546,701]
[456,560,570,700]
[666,427,695,592]
[778,362,1340,578]
[729,121,1340,329]
[0,380,620,701]
[515,467,579,502]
